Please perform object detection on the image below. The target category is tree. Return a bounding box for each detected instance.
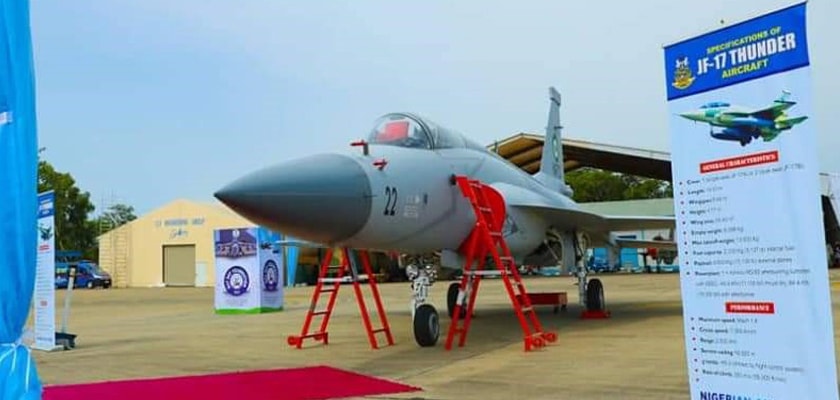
[564,169,628,202]
[99,203,137,229]
[565,168,673,203]
[38,148,98,259]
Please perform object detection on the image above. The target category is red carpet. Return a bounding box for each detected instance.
[43,365,421,400]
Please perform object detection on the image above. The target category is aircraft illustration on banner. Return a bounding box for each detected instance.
[214,87,677,347]
[679,90,808,146]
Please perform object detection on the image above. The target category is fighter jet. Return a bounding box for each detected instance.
[214,87,677,347]
[679,90,808,146]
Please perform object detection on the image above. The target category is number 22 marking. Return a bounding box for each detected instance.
[384,186,398,216]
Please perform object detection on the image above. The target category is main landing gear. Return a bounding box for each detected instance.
[573,232,610,319]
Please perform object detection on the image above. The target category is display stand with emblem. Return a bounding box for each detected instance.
[214,227,284,314]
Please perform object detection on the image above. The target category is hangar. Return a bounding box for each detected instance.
[490,133,672,180]
[491,132,840,247]
[97,199,258,288]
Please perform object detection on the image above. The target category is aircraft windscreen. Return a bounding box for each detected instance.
[367,114,431,149]
[700,102,730,109]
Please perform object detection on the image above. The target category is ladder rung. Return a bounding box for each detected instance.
[464,270,505,276]
[371,328,390,334]
[298,332,326,339]
[319,275,371,284]
[311,310,330,316]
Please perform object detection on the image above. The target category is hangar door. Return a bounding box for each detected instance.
[163,245,196,286]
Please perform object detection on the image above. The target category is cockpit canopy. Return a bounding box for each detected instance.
[699,101,730,109]
[367,113,474,150]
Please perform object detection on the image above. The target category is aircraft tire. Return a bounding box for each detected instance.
[586,278,605,312]
[413,304,440,347]
[447,282,467,318]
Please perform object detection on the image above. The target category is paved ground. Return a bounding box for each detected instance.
[30,271,840,400]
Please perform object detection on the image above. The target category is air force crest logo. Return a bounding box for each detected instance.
[671,56,695,90]
[262,260,279,292]
[223,266,250,296]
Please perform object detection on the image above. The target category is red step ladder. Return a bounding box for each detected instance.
[445,176,558,351]
[287,247,394,350]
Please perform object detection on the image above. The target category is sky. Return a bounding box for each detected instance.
[28,0,840,216]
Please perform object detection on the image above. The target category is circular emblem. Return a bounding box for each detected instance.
[263,260,279,292]
[224,266,250,296]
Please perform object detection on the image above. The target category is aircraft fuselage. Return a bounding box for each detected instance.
[216,142,578,267]
[347,143,577,255]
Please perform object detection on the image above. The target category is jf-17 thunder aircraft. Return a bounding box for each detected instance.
[679,90,808,147]
[214,86,677,347]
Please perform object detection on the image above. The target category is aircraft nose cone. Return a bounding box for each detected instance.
[214,153,372,245]
[679,111,704,121]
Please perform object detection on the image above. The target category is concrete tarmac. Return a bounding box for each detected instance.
[31,271,840,399]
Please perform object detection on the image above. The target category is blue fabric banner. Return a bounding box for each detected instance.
[286,243,298,286]
[664,2,810,101]
[0,0,43,398]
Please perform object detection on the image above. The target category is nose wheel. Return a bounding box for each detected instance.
[413,304,440,347]
[407,262,441,347]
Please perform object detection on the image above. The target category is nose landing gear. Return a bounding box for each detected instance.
[406,259,441,347]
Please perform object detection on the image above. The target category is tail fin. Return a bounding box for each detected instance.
[775,89,792,103]
[535,86,574,197]
[777,115,808,129]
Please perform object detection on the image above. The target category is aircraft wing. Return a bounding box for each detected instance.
[750,103,791,120]
[491,182,676,237]
[723,101,792,121]
[514,206,676,236]
[600,215,676,231]
[613,237,677,250]
[275,239,330,249]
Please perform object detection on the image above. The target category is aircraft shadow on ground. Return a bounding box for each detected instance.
[345,300,685,379]
[436,299,683,340]
[280,295,684,344]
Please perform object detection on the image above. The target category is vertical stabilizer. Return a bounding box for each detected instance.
[535,86,573,197]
